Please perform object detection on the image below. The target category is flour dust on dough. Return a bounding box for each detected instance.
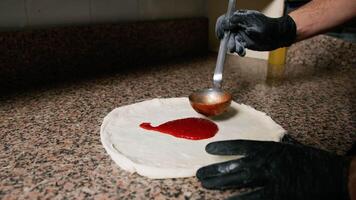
[101,98,285,179]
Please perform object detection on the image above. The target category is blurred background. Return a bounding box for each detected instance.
[0,0,288,58]
[0,0,354,94]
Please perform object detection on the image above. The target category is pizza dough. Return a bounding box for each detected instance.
[100,98,285,179]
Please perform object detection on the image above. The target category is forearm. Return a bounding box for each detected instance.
[350,158,356,200]
[289,0,356,41]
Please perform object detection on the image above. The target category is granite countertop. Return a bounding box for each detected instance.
[1,35,355,199]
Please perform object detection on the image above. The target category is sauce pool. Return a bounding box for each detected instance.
[139,117,218,140]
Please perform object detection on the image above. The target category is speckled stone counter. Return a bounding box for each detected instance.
[0,35,355,199]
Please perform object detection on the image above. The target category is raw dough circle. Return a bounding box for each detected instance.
[101,98,285,179]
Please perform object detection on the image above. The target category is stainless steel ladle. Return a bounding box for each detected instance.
[189,0,236,116]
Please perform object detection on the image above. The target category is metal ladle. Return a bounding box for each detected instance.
[189,0,236,116]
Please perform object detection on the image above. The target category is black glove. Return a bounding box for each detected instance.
[196,137,352,200]
[216,10,297,56]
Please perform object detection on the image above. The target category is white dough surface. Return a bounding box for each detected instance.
[100,98,285,179]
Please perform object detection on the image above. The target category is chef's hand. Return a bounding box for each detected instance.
[216,10,297,56]
[196,137,352,200]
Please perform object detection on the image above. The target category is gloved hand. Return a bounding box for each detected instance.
[196,137,352,200]
[216,10,297,56]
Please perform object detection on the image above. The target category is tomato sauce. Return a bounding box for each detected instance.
[140,117,218,140]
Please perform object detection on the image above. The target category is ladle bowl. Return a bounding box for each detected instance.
[189,88,232,117]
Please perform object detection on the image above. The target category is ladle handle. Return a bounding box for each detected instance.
[213,0,236,89]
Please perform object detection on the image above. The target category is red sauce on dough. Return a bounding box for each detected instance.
[139,117,218,140]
